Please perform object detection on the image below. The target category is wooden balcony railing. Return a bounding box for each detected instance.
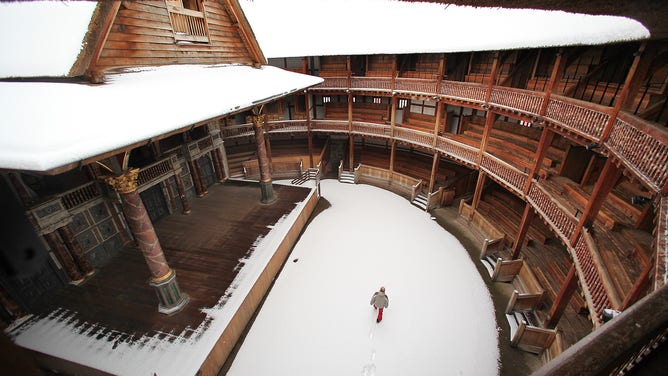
[480,154,528,196]
[266,120,308,134]
[545,95,611,140]
[526,183,578,243]
[572,233,613,327]
[394,127,433,149]
[313,76,348,90]
[167,5,209,43]
[439,81,487,104]
[350,77,392,92]
[311,120,349,133]
[351,121,391,139]
[394,78,438,94]
[137,158,175,188]
[606,112,668,192]
[60,181,102,210]
[489,87,544,116]
[434,136,479,168]
[221,123,254,139]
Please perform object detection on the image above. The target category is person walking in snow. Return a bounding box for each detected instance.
[370,286,389,323]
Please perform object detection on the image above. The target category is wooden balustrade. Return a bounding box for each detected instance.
[572,234,612,327]
[606,112,668,192]
[655,197,667,290]
[394,78,438,94]
[221,123,254,139]
[394,127,433,149]
[480,154,528,195]
[490,87,544,116]
[197,135,212,151]
[350,77,392,91]
[314,76,348,90]
[60,181,102,210]
[311,120,349,133]
[526,183,577,243]
[138,158,174,187]
[266,120,308,134]
[351,121,391,138]
[439,80,487,103]
[434,136,479,167]
[167,5,209,43]
[545,96,611,140]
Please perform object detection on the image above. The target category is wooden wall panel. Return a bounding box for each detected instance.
[93,0,254,73]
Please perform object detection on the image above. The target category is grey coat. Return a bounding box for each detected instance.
[370,291,389,308]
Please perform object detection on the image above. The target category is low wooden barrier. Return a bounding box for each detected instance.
[242,159,303,180]
[458,201,506,259]
[491,258,524,283]
[354,164,422,201]
[506,263,546,313]
[507,312,558,355]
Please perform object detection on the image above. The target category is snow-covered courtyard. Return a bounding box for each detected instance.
[227,179,499,375]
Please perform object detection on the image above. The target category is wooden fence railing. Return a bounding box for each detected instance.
[480,154,528,196]
[526,183,578,243]
[489,87,544,116]
[351,121,392,139]
[544,95,611,140]
[60,181,102,210]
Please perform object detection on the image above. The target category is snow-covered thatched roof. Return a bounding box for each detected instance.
[239,0,651,58]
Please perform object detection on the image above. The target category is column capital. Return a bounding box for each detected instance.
[104,168,140,194]
[251,114,267,128]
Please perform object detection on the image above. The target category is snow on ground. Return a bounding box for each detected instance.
[227,179,499,376]
[240,0,649,58]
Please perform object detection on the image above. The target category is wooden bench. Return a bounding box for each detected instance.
[507,311,558,354]
[458,201,506,259]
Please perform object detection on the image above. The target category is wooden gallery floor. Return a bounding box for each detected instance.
[32,180,311,343]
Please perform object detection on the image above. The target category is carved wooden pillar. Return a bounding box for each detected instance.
[44,231,84,284]
[477,111,496,166]
[173,172,191,214]
[510,203,536,260]
[104,169,188,314]
[195,159,208,196]
[305,92,314,168]
[545,264,579,329]
[58,225,95,277]
[188,159,205,197]
[251,114,275,203]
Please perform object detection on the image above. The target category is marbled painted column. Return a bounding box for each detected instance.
[212,148,226,182]
[58,225,95,277]
[188,160,205,197]
[195,159,208,196]
[105,169,188,314]
[173,173,191,214]
[44,231,84,284]
[252,114,275,203]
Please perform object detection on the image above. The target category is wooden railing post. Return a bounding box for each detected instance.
[545,264,578,328]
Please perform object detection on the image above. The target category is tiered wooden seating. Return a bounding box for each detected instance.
[400,111,445,133]
[324,102,391,124]
[225,144,256,178]
[324,103,349,120]
[506,262,546,313]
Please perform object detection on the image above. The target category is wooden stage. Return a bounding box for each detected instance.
[17,180,316,375]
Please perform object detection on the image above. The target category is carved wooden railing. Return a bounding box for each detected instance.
[350,77,392,92]
[394,77,438,94]
[489,87,544,116]
[434,136,479,168]
[526,183,578,243]
[313,76,348,90]
[440,80,487,104]
[394,127,433,149]
[655,196,667,290]
[167,5,209,43]
[351,121,391,139]
[544,95,611,140]
[480,154,528,196]
[311,120,349,133]
[220,123,253,139]
[606,112,668,192]
[266,120,308,134]
[60,181,102,210]
[572,234,613,328]
[137,156,177,189]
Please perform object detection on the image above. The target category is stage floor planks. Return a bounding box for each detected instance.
[31,180,311,339]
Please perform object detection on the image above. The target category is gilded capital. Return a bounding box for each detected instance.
[104,168,140,194]
[251,114,267,128]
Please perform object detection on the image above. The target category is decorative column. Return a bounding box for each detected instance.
[43,231,84,284]
[105,169,189,315]
[58,225,95,277]
[188,159,205,197]
[251,114,276,203]
[212,149,226,182]
[170,155,191,214]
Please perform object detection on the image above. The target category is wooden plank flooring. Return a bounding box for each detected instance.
[32,180,311,340]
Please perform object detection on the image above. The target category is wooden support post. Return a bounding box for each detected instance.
[44,231,84,284]
[390,96,397,138]
[187,159,204,197]
[477,111,496,166]
[305,92,314,168]
[348,91,354,172]
[251,114,275,203]
[539,48,565,115]
[471,172,486,211]
[429,152,439,193]
[545,264,578,328]
[58,225,95,277]
[570,159,622,245]
[524,128,554,194]
[173,172,191,214]
[389,141,396,173]
[484,51,500,104]
[510,203,535,259]
[621,261,653,310]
